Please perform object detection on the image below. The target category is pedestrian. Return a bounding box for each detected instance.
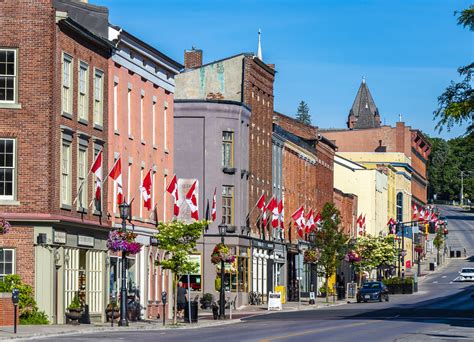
[177,281,187,319]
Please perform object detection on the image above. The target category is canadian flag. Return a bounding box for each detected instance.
[424,210,431,221]
[256,193,266,212]
[291,206,305,237]
[387,218,396,234]
[90,150,103,201]
[430,213,438,223]
[278,199,284,230]
[108,157,123,206]
[166,175,180,217]
[185,180,199,221]
[356,214,363,228]
[267,197,279,228]
[262,202,268,228]
[305,208,315,233]
[419,209,426,221]
[314,212,322,230]
[412,204,418,219]
[211,187,217,221]
[140,169,152,211]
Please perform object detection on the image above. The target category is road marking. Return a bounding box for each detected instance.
[433,281,438,284]
[259,322,368,341]
[442,276,447,278]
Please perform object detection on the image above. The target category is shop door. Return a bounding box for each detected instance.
[86,250,104,314]
[64,248,80,308]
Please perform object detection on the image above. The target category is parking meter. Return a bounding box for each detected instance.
[161,291,167,326]
[12,288,19,333]
[12,288,19,305]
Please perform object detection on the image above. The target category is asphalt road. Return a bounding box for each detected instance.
[47,205,474,342]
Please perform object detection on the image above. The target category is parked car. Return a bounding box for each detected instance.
[458,268,474,281]
[357,281,389,303]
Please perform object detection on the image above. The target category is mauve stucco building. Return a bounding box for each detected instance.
[174,99,254,305]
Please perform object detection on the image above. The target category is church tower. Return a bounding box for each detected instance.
[347,78,381,129]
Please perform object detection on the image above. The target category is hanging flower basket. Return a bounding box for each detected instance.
[304,248,321,264]
[414,244,424,254]
[0,218,11,235]
[107,230,142,255]
[344,250,361,263]
[211,243,235,265]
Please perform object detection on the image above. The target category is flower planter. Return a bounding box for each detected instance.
[65,309,83,325]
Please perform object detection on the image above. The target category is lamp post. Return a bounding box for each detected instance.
[218,223,227,319]
[308,231,317,304]
[118,202,130,327]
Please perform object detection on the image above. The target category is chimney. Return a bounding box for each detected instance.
[184,47,203,70]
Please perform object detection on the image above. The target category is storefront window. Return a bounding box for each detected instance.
[179,254,202,291]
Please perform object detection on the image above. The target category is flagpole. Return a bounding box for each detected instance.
[245,192,265,222]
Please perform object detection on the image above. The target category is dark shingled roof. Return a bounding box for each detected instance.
[348,80,380,129]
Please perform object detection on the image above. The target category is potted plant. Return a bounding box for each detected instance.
[210,243,235,265]
[200,293,214,310]
[107,230,142,255]
[0,218,11,235]
[65,295,83,324]
[414,244,424,254]
[105,301,120,321]
[304,249,321,264]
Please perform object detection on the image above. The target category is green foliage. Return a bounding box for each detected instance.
[351,235,397,274]
[434,7,473,134]
[0,274,49,325]
[433,228,445,250]
[67,294,82,310]
[295,100,312,125]
[427,135,474,201]
[314,202,348,300]
[382,277,414,286]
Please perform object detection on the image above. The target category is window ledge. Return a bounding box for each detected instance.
[93,210,102,216]
[129,135,134,141]
[77,207,88,215]
[62,112,73,120]
[78,118,89,125]
[0,103,22,109]
[153,144,158,150]
[93,123,103,131]
[60,203,72,211]
[141,139,146,145]
[114,129,120,136]
[164,148,169,154]
[0,200,20,206]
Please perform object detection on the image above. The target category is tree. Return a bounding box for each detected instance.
[154,220,208,324]
[296,100,312,125]
[433,227,445,265]
[314,202,348,302]
[434,6,474,134]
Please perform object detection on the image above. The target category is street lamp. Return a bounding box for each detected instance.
[218,223,227,319]
[118,202,130,327]
[308,231,317,304]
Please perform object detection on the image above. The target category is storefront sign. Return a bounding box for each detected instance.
[53,231,66,244]
[347,282,357,299]
[252,240,274,250]
[78,235,94,247]
[268,292,282,311]
[309,292,315,300]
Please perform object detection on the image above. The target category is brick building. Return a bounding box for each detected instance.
[333,189,358,237]
[107,25,181,320]
[0,0,113,323]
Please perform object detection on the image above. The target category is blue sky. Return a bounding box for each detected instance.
[98,0,473,139]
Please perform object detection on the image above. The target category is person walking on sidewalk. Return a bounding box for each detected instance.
[177,281,187,319]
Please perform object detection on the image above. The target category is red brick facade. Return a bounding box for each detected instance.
[0,294,20,326]
[243,57,275,233]
[333,189,358,237]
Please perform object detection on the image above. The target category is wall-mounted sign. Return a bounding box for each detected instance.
[54,231,66,244]
[78,235,94,247]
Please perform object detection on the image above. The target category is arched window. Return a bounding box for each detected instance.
[396,192,403,222]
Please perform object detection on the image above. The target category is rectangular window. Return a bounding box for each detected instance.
[77,146,88,210]
[62,53,73,114]
[0,248,14,281]
[92,145,102,212]
[113,81,118,132]
[78,61,89,122]
[222,131,234,168]
[222,185,234,225]
[93,69,104,127]
[152,100,156,146]
[60,140,72,206]
[140,94,144,141]
[164,102,168,150]
[0,138,15,200]
[127,88,132,136]
[0,49,17,103]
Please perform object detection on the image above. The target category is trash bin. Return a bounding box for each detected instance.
[456,250,461,258]
[429,262,435,271]
[450,250,455,258]
[184,302,198,323]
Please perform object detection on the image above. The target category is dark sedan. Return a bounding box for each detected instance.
[356,281,389,303]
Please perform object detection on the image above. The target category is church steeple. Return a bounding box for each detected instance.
[347,78,381,129]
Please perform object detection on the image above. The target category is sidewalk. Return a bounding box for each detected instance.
[0,297,347,340]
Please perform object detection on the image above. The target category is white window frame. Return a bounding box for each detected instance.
[62,52,73,115]
[0,248,15,280]
[152,98,156,146]
[113,80,118,132]
[140,92,144,142]
[0,138,16,201]
[127,87,132,137]
[78,61,89,122]
[93,68,104,128]
[60,138,72,207]
[164,102,168,151]
[0,48,18,104]
[77,143,88,211]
